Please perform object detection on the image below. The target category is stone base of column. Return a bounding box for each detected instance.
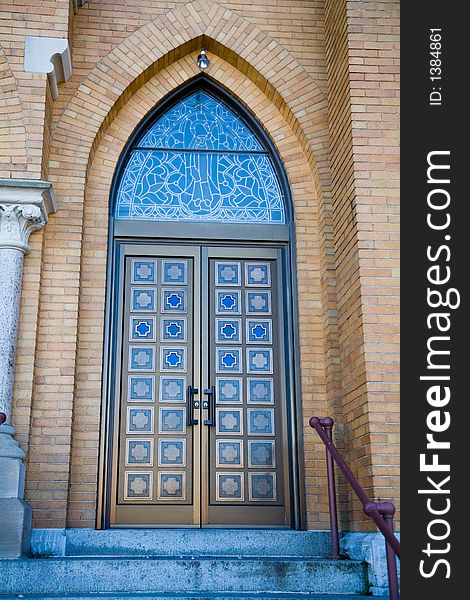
[0,424,32,557]
[0,498,32,558]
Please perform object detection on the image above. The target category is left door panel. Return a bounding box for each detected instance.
[110,244,201,526]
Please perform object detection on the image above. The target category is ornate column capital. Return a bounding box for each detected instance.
[0,179,57,253]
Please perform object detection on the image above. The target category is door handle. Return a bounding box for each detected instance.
[203,385,216,426]
[186,385,199,426]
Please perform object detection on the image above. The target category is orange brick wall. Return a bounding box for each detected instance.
[1,0,400,530]
[347,0,400,524]
[324,0,400,528]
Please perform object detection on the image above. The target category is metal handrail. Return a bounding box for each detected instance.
[310,416,400,600]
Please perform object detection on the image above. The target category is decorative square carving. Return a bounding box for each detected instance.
[124,471,153,500]
[216,347,242,373]
[158,439,186,467]
[246,319,272,344]
[160,347,187,372]
[216,472,244,501]
[157,472,186,500]
[129,346,155,372]
[129,316,156,342]
[126,438,154,466]
[248,408,275,436]
[247,378,274,404]
[126,407,154,434]
[248,440,276,468]
[245,291,271,315]
[215,262,241,286]
[246,348,273,374]
[216,319,242,344]
[162,260,187,285]
[245,262,271,287]
[159,407,186,435]
[128,376,155,402]
[216,408,243,435]
[131,260,157,284]
[216,290,241,315]
[216,439,243,468]
[161,318,187,342]
[216,378,243,404]
[162,289,187,313]
[159,376,186,403]
[131,288,157,312]
[249,472,277,502]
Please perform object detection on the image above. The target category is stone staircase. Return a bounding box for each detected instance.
[0,530,371,599]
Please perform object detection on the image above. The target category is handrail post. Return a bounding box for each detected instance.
[378,502,399,600]
[318,417,340,559]
[310,416,400,599]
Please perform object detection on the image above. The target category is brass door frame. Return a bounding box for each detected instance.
[98,233,305,530]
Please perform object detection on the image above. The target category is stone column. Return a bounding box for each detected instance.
[0,179,57,558]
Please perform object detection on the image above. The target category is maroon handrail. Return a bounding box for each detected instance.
[310,416,400,600]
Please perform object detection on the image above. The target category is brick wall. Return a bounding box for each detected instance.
[1,0,400,530]
[324,0,399,527]
[0,0,71,179]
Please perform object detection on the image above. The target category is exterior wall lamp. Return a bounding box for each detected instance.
[197,48,210,70]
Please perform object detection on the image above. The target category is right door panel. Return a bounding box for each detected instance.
[203,246,291,527]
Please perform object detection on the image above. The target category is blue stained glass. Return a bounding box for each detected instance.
[138,91,263,151]
[115,91,286,224]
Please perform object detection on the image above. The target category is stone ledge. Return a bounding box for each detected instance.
[341,531,400,597]
[24,37,72,99]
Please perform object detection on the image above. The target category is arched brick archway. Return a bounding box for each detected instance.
[25,3,340,530]
[51,0,330,197]
[71,54,330,529]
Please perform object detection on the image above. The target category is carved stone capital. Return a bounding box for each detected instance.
[0,180,57,253]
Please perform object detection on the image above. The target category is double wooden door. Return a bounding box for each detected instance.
[109,243,292,527]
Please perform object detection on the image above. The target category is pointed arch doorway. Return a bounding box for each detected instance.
[101,77,303,528]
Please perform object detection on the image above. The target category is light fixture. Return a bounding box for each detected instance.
[197,48,210,70]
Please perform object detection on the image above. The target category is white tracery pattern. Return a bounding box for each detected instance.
[115,91,286,224]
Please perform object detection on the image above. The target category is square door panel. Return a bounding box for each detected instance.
[131,288,157,312]
[247,408,275,436]
[216,472,244,502]
[161,260,188,285]
[216,408,243,435]
[131,260,157,284]
[128,376,155,402]
[247,378,274,404]
[216,290,241,315]
[216,378,243,404]
[124,472,153,501]
[159,376,186,403]
[126,407,154,434]
[216,439,244,468]
[215,262,241,286]
[245,262,271,287]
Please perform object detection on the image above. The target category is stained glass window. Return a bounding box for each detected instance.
[115,91,286,224]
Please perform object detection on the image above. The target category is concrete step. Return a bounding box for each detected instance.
[0,556,368,597]
[0,595,381,600]
[63,529,333,558]
[1,595,380,600]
